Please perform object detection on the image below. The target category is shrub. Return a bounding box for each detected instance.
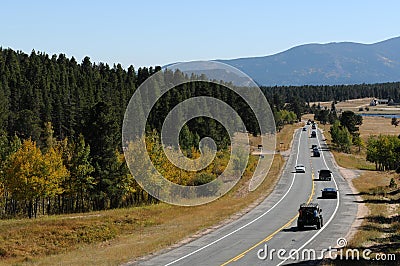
[389,178,397,189]
[192,173,221,197]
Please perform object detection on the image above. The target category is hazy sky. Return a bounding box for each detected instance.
[2,1,399,68]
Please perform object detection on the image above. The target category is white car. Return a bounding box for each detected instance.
[295,164,306,173]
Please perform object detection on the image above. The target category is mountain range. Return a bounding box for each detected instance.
[216,36,400,86]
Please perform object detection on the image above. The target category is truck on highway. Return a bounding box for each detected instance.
[297,203,323,230]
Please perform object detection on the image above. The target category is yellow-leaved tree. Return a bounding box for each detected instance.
[4,139,68,218]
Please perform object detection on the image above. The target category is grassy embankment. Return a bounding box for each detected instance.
[313,112,399,265]
[0,123,300,265]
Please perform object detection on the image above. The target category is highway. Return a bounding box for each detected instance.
[134,124,358,265]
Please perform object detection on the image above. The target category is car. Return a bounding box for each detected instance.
[311,144,317,149]
[319,169,332,181]
[311,131,316,138]
[321,188,338,198]
[295,164,306,173]
[302,127,307,131]
[313,147,320,157]
[297,203,323,230]
[311,124,316,129]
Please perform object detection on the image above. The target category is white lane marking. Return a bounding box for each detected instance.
[277,128,340,266]
[164,129,305,266]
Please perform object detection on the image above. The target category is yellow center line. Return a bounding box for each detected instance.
[220,130,315,266]
[221,214,299,266]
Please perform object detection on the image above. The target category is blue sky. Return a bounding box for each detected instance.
[2,1,399,68]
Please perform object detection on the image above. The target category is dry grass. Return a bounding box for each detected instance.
[311,98,373,111]
[311,97,400,117]
[352,171,396,193]
[331,151,375,170]
[277,122,302,151]
[348,171,400,256]
[247,122,301,152]
[0,127,296,265]
[359,117,400,140]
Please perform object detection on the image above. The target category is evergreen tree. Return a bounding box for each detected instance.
[68,134,95,212]
[339,111,363,137]
[83,102,119,210]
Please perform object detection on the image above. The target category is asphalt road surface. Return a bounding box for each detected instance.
[132,124,358,266]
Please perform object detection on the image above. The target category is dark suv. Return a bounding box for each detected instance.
[311,131,316,138]
[297,203,323,230]
[313,147,320,157]
[319,169,332,181]
[321,188,338,198]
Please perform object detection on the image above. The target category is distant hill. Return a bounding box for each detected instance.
[217,37,400,86]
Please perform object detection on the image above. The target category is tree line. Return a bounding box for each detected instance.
[0,48,263,218]
[1,47,400,217]
[366,135,400,171]
[261,82,400,103]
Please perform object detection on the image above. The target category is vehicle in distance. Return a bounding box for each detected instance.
[311,131,316,138]
[321,188,337,198]
[312,123,316,129]
[302,127,307,131]
[319,169,332,181]
[295,164,306,173]
[313,147,320,157]
[297,203,323,230]
[311,144,317,149]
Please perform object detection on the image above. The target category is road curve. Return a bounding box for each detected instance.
[130,125,358,266]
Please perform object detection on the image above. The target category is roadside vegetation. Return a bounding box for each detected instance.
[0,124,299,265]
[312,104,400,265]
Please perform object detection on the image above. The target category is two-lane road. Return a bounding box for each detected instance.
[133,124,358,266]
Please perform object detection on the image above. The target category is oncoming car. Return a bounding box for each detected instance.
[295,164,306,173]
